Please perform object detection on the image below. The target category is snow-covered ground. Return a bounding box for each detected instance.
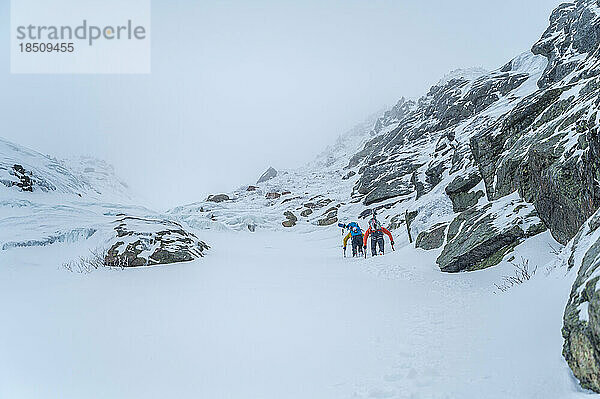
[0,228,591,399]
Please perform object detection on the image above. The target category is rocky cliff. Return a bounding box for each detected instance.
[343,0,600,392]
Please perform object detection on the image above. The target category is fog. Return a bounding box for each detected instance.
[0,0,562,210]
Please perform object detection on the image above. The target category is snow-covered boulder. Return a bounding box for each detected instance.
[105,216,209,267]
[436,196,546,272]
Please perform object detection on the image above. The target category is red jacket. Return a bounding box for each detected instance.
[363,226,393,247]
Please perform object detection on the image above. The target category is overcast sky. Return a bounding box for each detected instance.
[0,0,562,209]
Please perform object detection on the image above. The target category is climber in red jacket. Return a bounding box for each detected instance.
[363,212,394,256]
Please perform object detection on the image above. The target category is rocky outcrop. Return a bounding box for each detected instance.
[469,0,600,245]
[304,197,333,209]
[0,164,43,192]
[257,167,278,184]
[105,216,209,267]
[562,209,600,393]
[470,83,600,245]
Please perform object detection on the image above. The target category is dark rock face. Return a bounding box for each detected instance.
[281,196,300,204]
[105,216,209,267]
[358,209,373,219]
[416,223,447,250]
[468,0,600,247]
[445,172,484,212]
[257,167,278,184]
[532,1,600,89]
[207,194,230,203]
[469,84,600,244]
[348,98,416,169]
[355,160,420,206]
[563,211,600,393]
[246,185,258,191]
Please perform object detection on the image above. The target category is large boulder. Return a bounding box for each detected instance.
[257,167,278,184]
[436,197,546,272]
[104,216,209,267]
[353,159,420,205]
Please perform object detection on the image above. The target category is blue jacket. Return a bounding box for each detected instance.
[346,222,363,237]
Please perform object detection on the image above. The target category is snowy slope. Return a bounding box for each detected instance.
[0,137,130,200]
[0,137,207,265]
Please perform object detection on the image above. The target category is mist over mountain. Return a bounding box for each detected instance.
[4,0,600,397]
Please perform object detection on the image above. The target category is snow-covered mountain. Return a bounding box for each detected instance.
[0,138,208,266]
